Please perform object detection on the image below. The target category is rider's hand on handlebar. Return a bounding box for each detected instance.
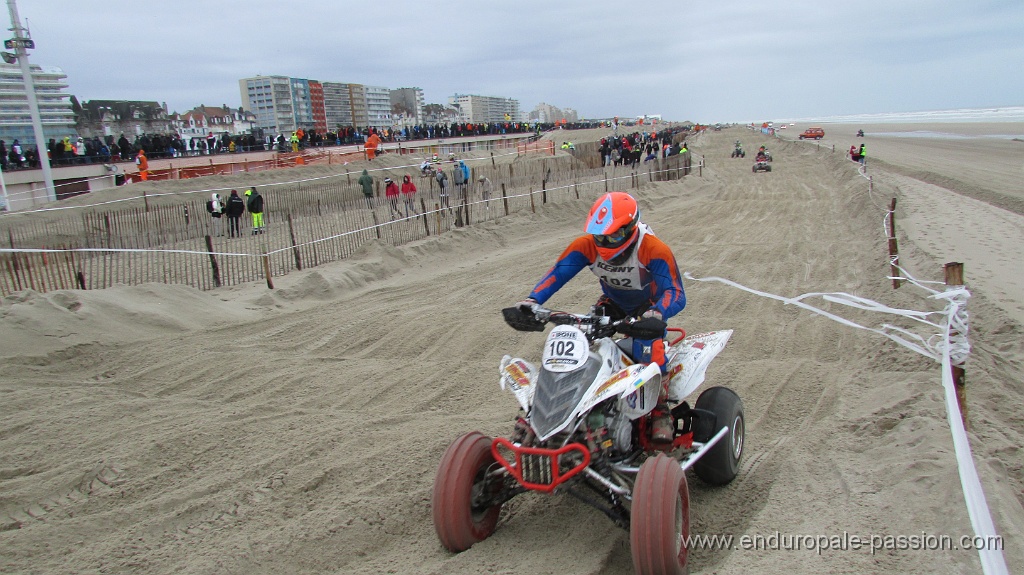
[642,309,663,321]
[516,298,539,314]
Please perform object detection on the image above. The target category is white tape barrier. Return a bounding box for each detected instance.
[684,271,1006,574]
[939,296,1009,575]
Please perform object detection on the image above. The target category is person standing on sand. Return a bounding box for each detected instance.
[359,169,375,209]
[435,167,450,213]
[135,149,149,181]
[477,175,492,206]
[858,143,866,166]
[245,187,265,234]
[384,177,401,219]
[365,130,381,160]
[401,174,418,217]
[206,193,224,237]
[225,190,245,237]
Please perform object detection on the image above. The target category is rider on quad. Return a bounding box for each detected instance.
[515,192,686,442]
[755,148,768,162]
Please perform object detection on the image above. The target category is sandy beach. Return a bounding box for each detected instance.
[1,122,1022,574]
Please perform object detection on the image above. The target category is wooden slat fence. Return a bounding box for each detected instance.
[0,152,694,295]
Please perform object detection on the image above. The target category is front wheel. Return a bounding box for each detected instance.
[432,431,504,552]
[693,386,744,485]
[631,454,690,575]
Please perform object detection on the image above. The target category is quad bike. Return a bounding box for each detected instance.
[856,129,865,137]
[752,156,772,173]
[432,306,744,574]
[730,145,745,158]
[758,149,773,162]
[420,161,441,178]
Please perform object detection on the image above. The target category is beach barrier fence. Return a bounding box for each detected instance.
[0,147,697,296]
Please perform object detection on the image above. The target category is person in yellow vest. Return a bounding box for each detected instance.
[289,132,299,153]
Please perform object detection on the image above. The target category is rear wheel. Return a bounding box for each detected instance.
[631,454,690,575]
[693,386,744,485]
[766,165,772,172]
[432,431,504,552]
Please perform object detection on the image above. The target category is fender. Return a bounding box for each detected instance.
[499,355,536,413]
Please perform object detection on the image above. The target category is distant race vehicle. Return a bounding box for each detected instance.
[798,127,825,140]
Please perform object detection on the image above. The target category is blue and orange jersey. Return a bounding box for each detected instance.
[528,226,686,318]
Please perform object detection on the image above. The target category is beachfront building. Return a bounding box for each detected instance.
[0,63,76,148]
[364,85,392,131]
[171,105,257,142]
[448,94,522,124]
[241,76,429,135]
[390,87,424,127]
[239,76,296,136]
[74,100,173,139]
[322,82,353,129]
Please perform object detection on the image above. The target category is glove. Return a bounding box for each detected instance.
[642,309,663,321]
[516,298,539,314]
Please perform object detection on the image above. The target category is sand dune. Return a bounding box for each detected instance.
[1,126,1021,574]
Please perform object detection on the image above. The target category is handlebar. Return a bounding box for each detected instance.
[502,305,668,341]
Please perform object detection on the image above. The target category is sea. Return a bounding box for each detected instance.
[775,106,1024,125]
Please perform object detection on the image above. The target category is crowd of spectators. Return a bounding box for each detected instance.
[0,120,608,171]
[597,127,690,168]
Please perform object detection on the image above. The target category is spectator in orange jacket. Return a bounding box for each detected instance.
[135,149,149,181]
[365,131,381,160]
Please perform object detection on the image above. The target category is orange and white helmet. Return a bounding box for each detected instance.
[585,192,640,261]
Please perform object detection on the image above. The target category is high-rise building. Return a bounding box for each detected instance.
[390,87,424,125]
[0,63,76,148]
[448,94,521,123]
[239,75,296,135]
[322,82,352,129]
[364,85,391,129]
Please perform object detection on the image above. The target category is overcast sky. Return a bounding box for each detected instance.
[12,0,1024,123]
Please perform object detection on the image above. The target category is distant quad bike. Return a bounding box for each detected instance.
[731,144,745,158]
[753,156,772,173]
[432,305,744,574]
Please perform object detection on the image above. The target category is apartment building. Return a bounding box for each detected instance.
[390,87,425,125]
[448,94,521,123]
[239,76,296,135]
[0,63,76,148]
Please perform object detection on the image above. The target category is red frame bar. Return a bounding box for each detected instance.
[492,438,591,493]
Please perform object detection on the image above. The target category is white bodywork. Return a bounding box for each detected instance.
[500,326,731,442]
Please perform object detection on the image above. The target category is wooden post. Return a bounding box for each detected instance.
[529,189,536,213]
[501,184,509,216]
[346,169,351,185]
[888,198,901,289]
[287,212,302,270]
[944,262,967,428]
[143,190,150,212]
[204,235,221,288]
[700,156,703,177]
[262,253,274,289]
[420,198,430,236]
[490,152,495,168]
[371,210,381,239]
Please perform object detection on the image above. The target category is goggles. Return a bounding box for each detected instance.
[594,224,634,248]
